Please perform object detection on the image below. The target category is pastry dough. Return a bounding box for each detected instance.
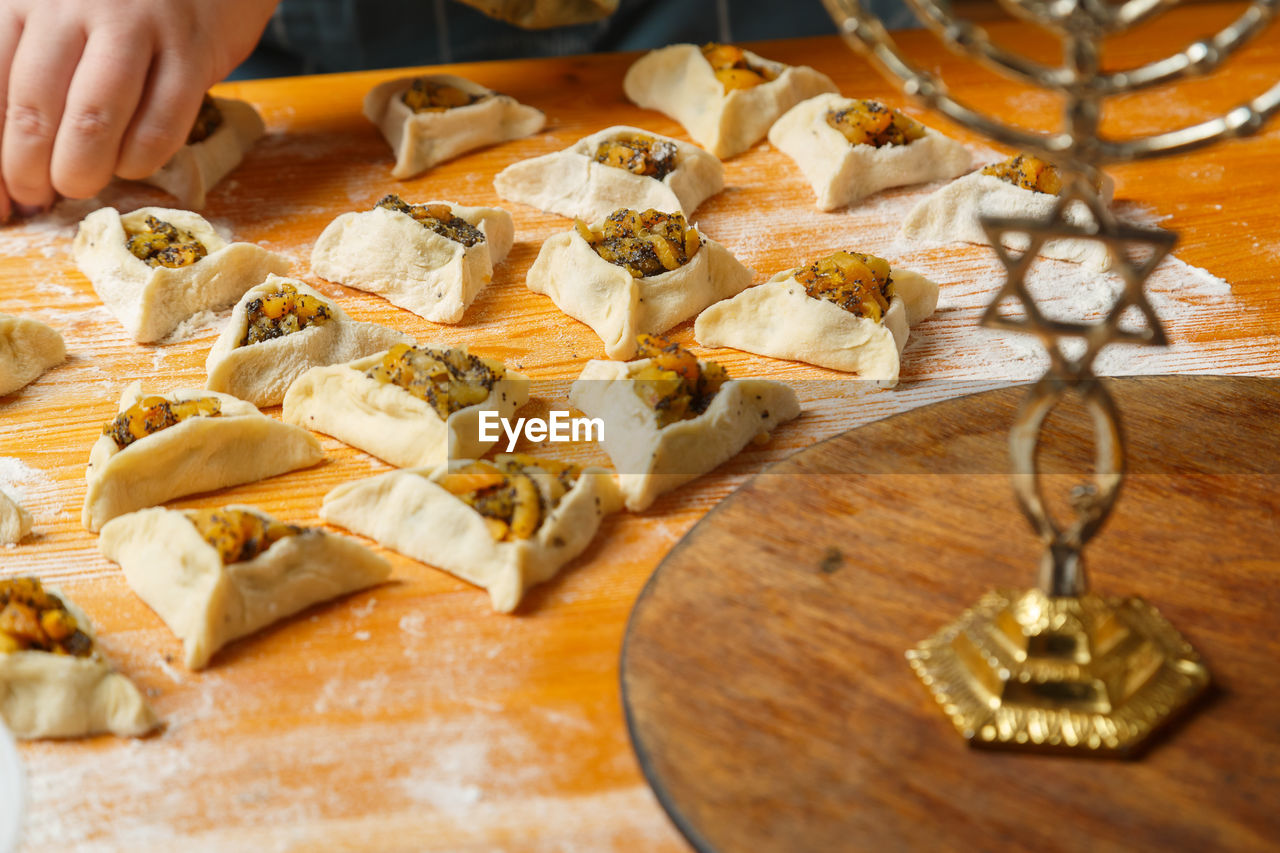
[493,125,724,221]
[0,313,65,396]
[82,383,324,532]
[283,345,530,467]
[364,74,545,179]
[321,458,623,612]
[73,207,290,343]
[695,262,939,383]
[899,170,1117,269]
[526,218,754,360]
[0,490,32,544]
[0,581,157,739]
[310,200,514,323]
[99,506,392,669]
[206,275,411,406]
[140,97,265,208]
[569,357,801,511]
[767,94,973,210]
[623,44,837,159]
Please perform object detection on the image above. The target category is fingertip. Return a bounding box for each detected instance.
[116,61,205,181]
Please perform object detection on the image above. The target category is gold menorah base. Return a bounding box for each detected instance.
[907,588,1210,755]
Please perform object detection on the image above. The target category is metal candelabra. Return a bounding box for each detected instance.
[823,0,1280,753]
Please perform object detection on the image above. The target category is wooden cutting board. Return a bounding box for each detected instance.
[621,375,1280,852]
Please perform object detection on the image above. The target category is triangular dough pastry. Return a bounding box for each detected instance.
[364,74,545,179]
[623,43,837,159]
[321,455,623,612]
[0,313,65,396]
[0,577,158,739]
[493,125,724,221]
[900,157,1117,269]
[695,253,939,384]
[526,209,753,360]
[99,506,391,669]
[82,383,324,532]
[283,343,530,467]
[206,275,411,406]
[0,489,32,544]
[768,94,974,210]
[310,196,514,323]
[568,337,801,511]
[73,206,290,343]
[139,96,264,208]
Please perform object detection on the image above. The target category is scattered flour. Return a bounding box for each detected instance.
[160,309,230,345]
[0,458,57,531]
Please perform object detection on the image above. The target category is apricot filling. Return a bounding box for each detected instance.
[701,42,778,92]
[576,208,700,278]
[125,216,208,268]
[183,507,305,564]
[402,78,487,112]
[0,577,93,657]
[794,251,895,322]
[104,395,222,449]
[366,343,505,419]
[241,282,334,346]
[629,334,728,427]
[825,101,925,147]
[593,134,678,181]
[982,153,1062,195]
[376,194,485,247]
[435,454,583,541]
[187,94,224,145]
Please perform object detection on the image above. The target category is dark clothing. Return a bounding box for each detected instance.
[232,0,915,78]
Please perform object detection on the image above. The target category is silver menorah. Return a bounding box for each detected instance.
[823,0,1280,753]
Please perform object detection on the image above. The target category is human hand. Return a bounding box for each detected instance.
[0,0,279,221]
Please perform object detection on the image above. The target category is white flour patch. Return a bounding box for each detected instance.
[0,458,58,531]
[160,309,229,345]
[397,611,428,637]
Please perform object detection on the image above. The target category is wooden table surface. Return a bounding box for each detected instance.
[1,5,1278,850]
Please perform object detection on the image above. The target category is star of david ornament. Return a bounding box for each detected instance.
[905,174,1209,755]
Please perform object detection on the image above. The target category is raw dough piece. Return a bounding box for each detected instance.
[82,382,324,532]
[0,313,65,396]
[569,340,801,511]
[0,577,157,739]
[695,255,939,383]
[73,206,290,343]
[140,96,265,208]
[322,456,622,612]
[899,168,1117,269]
[493,125,724,221]
[0,490,32,544]
[526,212,753,360]
[100,506,391,669]
[623,43,837,159]
[767,94,973,210]
[364,74,545,179]
[206,275,411,406]
[283,344,530,467]
[310,197,514,323]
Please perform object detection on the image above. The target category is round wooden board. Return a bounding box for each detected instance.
[621,376,1280,853]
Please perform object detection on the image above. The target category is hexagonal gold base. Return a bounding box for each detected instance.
[907,589,1209,755]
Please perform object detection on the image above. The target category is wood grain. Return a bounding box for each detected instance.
[622,376,1280,853]
[0,6,1277,849]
